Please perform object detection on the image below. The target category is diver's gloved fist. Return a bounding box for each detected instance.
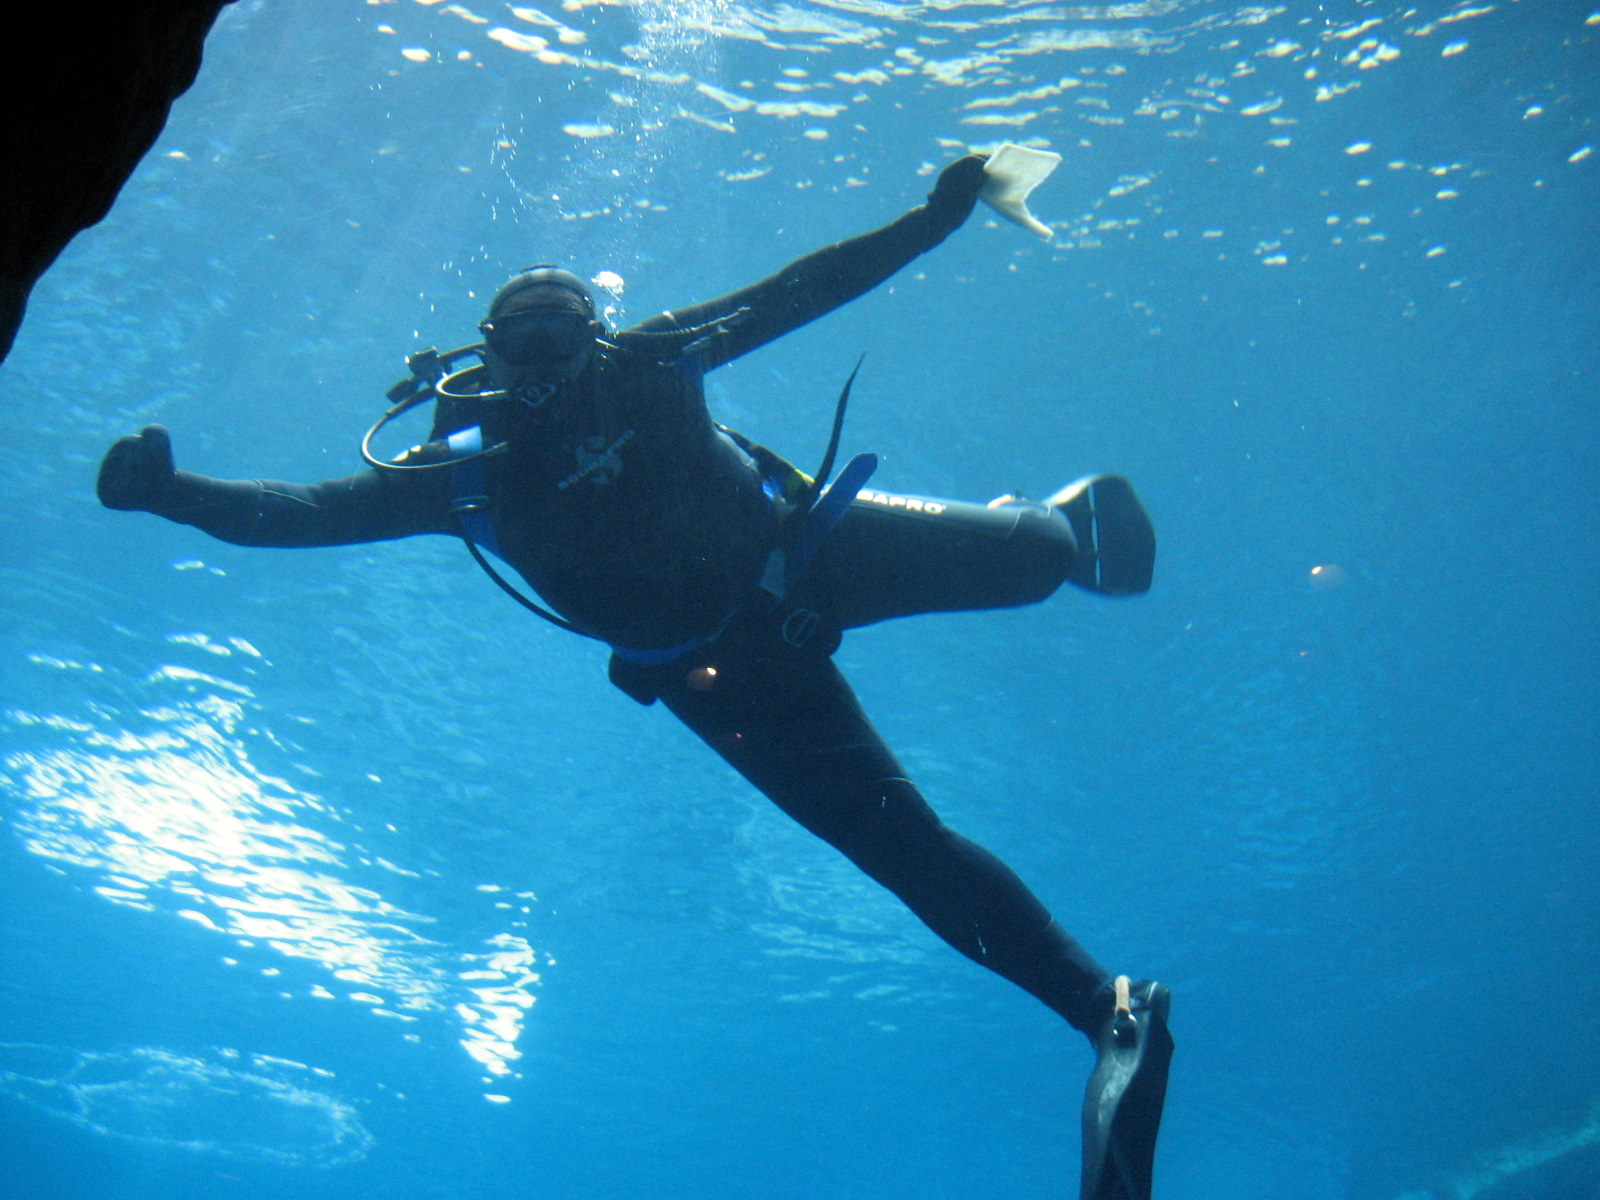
[925,153,990,226]
[97,424,177,511]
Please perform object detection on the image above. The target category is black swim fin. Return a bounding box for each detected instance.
[1081,976,1173,1200]
[1049,475,1155,596]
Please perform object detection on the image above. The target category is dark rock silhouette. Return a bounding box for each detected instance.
[0,0,232,362]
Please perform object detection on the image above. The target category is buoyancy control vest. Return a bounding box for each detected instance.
[364,336,876,664]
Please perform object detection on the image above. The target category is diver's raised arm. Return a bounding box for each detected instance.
[625,155,989,370]
[97,424,454,548]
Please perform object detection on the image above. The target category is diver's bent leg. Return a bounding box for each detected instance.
[796,494,1078,630]
[794,477,1154,631]
[659,644,1111,1031]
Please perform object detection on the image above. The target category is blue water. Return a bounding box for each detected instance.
[2,2,1596,1197]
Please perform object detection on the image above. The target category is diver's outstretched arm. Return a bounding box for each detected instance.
[97,424,453,547]
[625,156,989,370]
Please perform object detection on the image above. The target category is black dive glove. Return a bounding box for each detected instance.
[98,424,178,512]
[924,153,990,232]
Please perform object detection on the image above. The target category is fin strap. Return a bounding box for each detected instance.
[782,452,877,595]
[806,352,865,507]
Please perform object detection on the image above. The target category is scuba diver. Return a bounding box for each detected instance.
[96,155,1172,1199]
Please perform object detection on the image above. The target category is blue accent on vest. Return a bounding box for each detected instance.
[609,634,720,667]
[447,426,501,557]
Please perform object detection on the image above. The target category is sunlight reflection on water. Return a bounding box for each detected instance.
[0,1043,372,1167]
[2,657,542,1095]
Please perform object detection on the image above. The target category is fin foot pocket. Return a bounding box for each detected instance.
[1080,977,1173,1200]
[1049,475,1155,597]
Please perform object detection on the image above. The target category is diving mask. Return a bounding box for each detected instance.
[479,308,596,370]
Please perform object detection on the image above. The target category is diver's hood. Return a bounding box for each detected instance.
[479,265,604,387]
[489,265,596,319]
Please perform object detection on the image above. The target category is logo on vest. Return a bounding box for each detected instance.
[559,430,635,489]
[855,489,945,515]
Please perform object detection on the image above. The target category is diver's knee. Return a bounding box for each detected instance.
[819,775,948,883]
[869,776,947,839]
[816,775,943,852]
[991,502,1076,604]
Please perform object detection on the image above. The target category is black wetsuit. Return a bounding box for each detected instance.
[102,186,1114,1031]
